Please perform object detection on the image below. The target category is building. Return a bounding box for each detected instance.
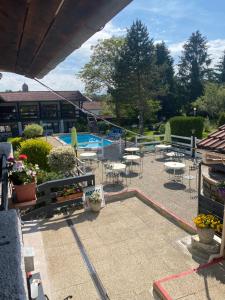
[0,90,93,139]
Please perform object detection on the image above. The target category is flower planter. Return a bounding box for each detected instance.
[197,227,215,244]
[56,192,83,203]
[14,182,36,203]
[89,201,101,212]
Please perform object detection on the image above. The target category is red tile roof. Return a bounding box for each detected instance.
[197,125,225,153]
[0,91,90,102]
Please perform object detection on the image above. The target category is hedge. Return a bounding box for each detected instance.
[169,116,204,139]
[20,139,52,170]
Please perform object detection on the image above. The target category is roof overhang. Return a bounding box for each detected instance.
[0,0,132,79]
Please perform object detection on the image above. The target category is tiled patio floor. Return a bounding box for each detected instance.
[23,197,200,300]
[94,152,199,225]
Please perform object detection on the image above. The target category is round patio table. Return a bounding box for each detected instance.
[155,144,171,150]
[164,161,185,181]
[80,152,97,159]
[166,152,185,158]
[125,147,139,153]
[123,155,140,174]
[110,162,126,171]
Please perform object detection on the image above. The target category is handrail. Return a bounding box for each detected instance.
[0,154,8,211]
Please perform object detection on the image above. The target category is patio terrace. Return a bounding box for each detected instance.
[23,196,199,300]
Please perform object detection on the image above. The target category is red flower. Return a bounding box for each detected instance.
[19,154,28,160]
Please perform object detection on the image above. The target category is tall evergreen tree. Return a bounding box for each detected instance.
[155,42,176,117]
[177,31,211,111]
[215,51,225,84]
[114,20,161,134]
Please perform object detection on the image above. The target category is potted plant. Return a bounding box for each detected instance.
[88,191,102,212]
[216,181,225,199]
[193,214,223,244]
[56,184,83,203]
[9,155,37,203]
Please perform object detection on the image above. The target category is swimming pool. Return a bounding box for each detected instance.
[59,133,112,149]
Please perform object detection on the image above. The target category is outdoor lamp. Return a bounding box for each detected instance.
[193,107,197,116]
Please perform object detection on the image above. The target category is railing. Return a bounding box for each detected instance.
[37,174,95,205]
[0,154,8,210]
[22,174,95,221]
[136,134,202,158]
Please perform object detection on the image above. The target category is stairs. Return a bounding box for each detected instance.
[87,115,99,133]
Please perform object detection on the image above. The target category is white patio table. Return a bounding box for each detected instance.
[123,154,140,174]
[80,152,97,159]
[125,147,139,153]
[155,144,171,151]
[164,161,185,181]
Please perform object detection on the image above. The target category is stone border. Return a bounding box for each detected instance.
[105,188,196,235]
[153,257,224,300]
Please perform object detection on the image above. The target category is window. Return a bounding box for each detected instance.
[0,105,17,121]
[42,122,59,133]
[61,103,75,119]
[20,104,39,119]
[41,103,58,119]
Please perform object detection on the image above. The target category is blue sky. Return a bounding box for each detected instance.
[1,0,225,92]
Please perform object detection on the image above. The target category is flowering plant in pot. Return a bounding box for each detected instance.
[56,184,83,202]
[8,155,37,203]
[193,214,223,244]
[88,191,102,212]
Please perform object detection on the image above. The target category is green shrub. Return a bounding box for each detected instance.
[48,146,77,174]
[23,124,43,138]
[169,116,204,139]
[20,139,52,170]
[218,112,225,127]
[36,170,63,185]
[7,137,24,151]
[97,121,110,133]
[75,118,88,132]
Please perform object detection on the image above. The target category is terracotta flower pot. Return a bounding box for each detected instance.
[197,227,214,244]
[14,182,36,203]
[89,201,101,212]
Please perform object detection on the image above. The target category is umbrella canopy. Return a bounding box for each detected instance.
[71,127,78,149]
[164,122,171,144]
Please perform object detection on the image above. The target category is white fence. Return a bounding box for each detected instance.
[135,134,202,158]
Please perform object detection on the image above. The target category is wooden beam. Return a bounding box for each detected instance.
[0,0,27,72]
[16,0,63,74]
[28,0,132,78]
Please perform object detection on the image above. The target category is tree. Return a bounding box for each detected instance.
[177,31,211,110]
[155,42,176,117]
[193,83,225,118]
[113,20,162,134]
[215,51,225,83]
[78,37,124,118]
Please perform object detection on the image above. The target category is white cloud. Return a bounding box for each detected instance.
[0,22,126,92]
[207,39,225,64]
[169,39,225,66]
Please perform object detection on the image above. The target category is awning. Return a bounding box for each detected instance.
[0,0,132,78]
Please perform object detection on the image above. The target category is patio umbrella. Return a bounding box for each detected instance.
[164,122,171,144]
[71,127,78,156]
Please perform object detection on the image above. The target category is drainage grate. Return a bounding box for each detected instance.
[66,218,110,300]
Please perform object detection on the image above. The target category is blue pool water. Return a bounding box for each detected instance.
[59,134,112,149]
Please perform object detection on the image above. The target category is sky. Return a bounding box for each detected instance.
[1,0,225,92]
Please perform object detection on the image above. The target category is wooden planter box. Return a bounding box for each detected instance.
[56,192,83,203]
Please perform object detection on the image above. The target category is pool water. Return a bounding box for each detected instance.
[59,133,112,149]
